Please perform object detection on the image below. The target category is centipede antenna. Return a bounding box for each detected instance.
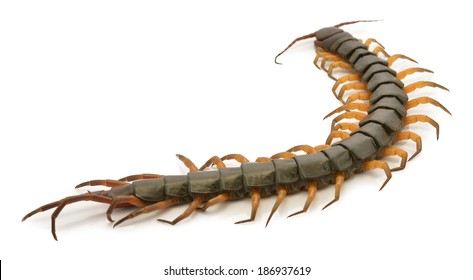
[274,32,317,65]
[334,19,382,28]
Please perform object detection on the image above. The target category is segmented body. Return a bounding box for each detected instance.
[23,22,449,240]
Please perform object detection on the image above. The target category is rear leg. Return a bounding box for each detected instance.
[395,131,422,160]
[157,195,205,225]
[22,191,113,241]
[113,198,179,227]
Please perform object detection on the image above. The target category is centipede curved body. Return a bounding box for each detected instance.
[23,21,450,240]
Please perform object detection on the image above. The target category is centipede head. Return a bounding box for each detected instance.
[274,20,382,64]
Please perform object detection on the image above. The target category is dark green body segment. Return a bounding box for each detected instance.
[241,161,276,188]
[362,64,397,81]
[188,170,220,193]
[367,72,404,92]
[368,97,407,118]
[321,146,354,171]
[370,83,408,104]
[337,40,367,59]
[294,153,331,179]
[133,179,165,201]
[219,167,244,191]
[347,48,371,65]
[164,175,188,197]
[335,133,378,160]
[273,159,300,184]
[354,55,388,73]
[127,26,411,203]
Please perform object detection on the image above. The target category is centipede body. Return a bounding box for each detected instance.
[22,21,451,240]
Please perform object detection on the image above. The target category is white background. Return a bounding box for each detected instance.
[1,1,472,279]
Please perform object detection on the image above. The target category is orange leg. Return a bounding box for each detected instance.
[364,38,385,49]
[325,130,350,145]
[287,144,317,154]
[221,153,250,164]
[382,147,408,171]
[75,179,128,189]
[406,97,451,115]
[397,67,433,80]
[332,73,361,97]
[372,46,389,57]
[22,191,112,241]
[324,103,370,120]
[270,152,296,160]
[387,54,418,66]
[113,198,178,228]
[235,189,261,224]
[176,154,199,172]
[346,92,370,104]
[314,144,331,152]
[105,195,147,222]
[338,82,368,102]
[322,172,345,210]
[314,51,341,70]
[265,186,288,227]
[199,155,226,171]
[198,193,231,211]
[333,123,359,133]
[158,195,205,225]
[288,181,317,217]
[395,131,422,160]
[403,115,440,139]
[328,61,353,80]
[362,160,392,191]
[404,81,449,94]
[331,111,367,130]
[119,174,163,182]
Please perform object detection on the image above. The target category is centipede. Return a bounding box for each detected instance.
[23,20,450,240]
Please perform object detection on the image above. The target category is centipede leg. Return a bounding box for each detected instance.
[325,131,350,145]
[22,191,113,240]
[265,186,288,227]
[106,195,147,222]
[158,195,205,225]
[176,154,199,172]
[322,172,344,210]
[381,147,408,171]
[395,131,422,160]
[404,81,449,94]
[403,115,440,139]
[235,189,261,224]
[387,54,418,66]
[331,112,367,130]
[332,73,361,97]
[119,174,163,182]
[362,160,392,191]
[113,198,178,227]
[198,193,231,211]
[221,154,250,164]
[337,82,368,102]
[287,145,317,154]
[328,61,353,80]
[406,97,451,115]
[364,38,385,49]
[75,179,128,189]
[288,181,317,218]
[397,67,433,80]
[333,123,359,133]
[199,155,226,171]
